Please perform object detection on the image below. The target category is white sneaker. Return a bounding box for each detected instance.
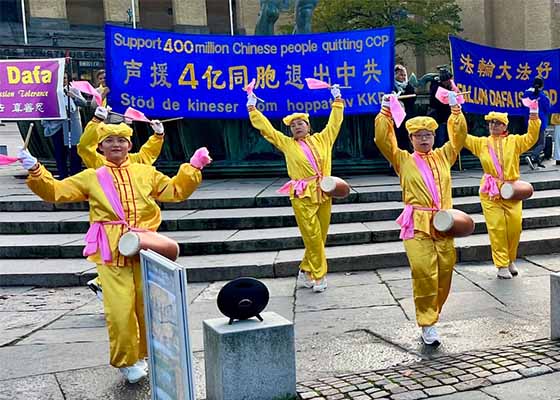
[421,325,441,346]
[508,262,519,277]
[497,267,513,279]
[134,359,148,372]
[119,365,148,384]
[312,276,327,293]
[526,156,536,170]
[298,270,314,289]
[87,278,103,301]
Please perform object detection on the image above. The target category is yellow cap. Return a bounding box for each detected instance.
[484,111,509,125]
[282,112,310,126]
[97,122,133,143]
[405,116,438,134]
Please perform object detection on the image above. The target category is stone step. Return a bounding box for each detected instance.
[1,206,560,258]
[3,225,560,286]
[2,171,560,212]
[3,188,560,234]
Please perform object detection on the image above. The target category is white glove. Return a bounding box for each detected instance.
[151,119,164,135]
[526,87,536,93]
[94,106,108,120]
[330,84,341,99]
[448,91,458,106]
[381,94,392,109]
[247,93,257,107]
[17,147,38,170]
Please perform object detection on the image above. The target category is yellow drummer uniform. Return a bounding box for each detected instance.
[77,120,164,168]
[375,107,467,326]
[249,100,344,280]
[465,111,540,269]
[26,123,202,368]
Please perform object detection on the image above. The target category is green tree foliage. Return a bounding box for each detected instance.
[313,0,462,55]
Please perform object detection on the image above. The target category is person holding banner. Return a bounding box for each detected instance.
[41,76,87,179]
[17,123,211,383]
[375,92,467,345]
[393,64,416,151]
[464,108,541,279]
[524,78,551,170]
[247,86,344,293]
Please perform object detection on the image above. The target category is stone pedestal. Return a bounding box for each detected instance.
[551,273,560,340]
[203,311,296,400]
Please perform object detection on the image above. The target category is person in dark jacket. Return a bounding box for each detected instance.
[393,64,416,151]
[429,68,454,148]
[524,77,551,169]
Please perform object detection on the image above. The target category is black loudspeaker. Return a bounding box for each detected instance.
[217,277,270,325]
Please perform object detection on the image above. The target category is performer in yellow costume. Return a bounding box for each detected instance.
[375,93,467,345]
[78,106,165,301]
[78,106,164,169]
[247,85,344,293]
[17,123,211,384]
[464,109,540,279]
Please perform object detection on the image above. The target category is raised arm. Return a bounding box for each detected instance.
[441,105,467,164]
[374,107,408,172]
[77,119,104,169]
[517,113,541,153]
[313,99,344,148]
[248,104,290,152]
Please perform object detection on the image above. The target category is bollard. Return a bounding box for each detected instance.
[203,311,296,400]
[551,273,560,340]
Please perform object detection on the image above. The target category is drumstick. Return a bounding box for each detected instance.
[23,123,34,150]
[160,117,184,123]
[456,91,470,96]
[397,94,416,99]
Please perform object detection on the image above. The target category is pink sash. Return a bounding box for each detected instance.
[83,167,139,263]
[396,152,441,240]
[480,143,503,199]
[277,139,321,197]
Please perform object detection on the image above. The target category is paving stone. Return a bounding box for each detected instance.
[301,391,320,399]
[454,377,491,391]
[424,385,457,396]
[326,394,345,400]
[440,377,459,385]
[518,365,553,377]
[356,383,374,390]
[390,390,427,400]
[457,373,476,382]
[486,371,523,384]
[340,385,358,393]
[321,389,341,396]
[369,390,390,398]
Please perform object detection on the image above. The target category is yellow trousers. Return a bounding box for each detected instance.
[403,232,456,326]
[291,197,332,280]
[481,196,522,268]
[97,262,147,368]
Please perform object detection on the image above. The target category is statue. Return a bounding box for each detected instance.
[293,0,318,34]
[255,0,282,35]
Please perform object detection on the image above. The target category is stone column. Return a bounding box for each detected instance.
[236,0,260,35]
[172,0,209,33]
[524,0,552,49]
[103,0,139,26]
[28,0,68,28]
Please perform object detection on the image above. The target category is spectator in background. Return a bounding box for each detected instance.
[95,69,109,107]
[393,64,416,151]
[524,77,551,169]
[551,113,560,166]
[429,67,454,148]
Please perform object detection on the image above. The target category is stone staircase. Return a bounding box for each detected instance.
[2,167,560,286]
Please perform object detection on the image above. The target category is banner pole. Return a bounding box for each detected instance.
[20,0,28,45]
[131,0,137,29]
[228,0,234,35]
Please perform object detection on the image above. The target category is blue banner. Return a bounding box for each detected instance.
[450,36,560,116]
[105,25,394,119]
